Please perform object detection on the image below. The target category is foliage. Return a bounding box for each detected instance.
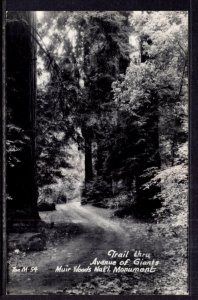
[150,160,188,224]
[36,11,131,202]
[113,11,188,167]
[36,15,82,186]
[111,11,188,215]
[7,11,188,295]
[36,11,188,217]
[6,11,188,221]
[7,124,30,167]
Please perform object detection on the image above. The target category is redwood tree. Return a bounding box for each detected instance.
[6,11,39,226]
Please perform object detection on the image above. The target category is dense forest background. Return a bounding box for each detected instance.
[35,11,188,218]
[6,10,188,226]
[6,11,188,295]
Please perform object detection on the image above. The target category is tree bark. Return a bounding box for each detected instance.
[6,12,39,224]
[84,135,93,185]
[81,125,93,188]
[170,58,187,166]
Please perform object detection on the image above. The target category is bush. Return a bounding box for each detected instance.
[82,177,113,207]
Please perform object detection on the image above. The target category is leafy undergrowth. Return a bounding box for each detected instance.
[60,163,188,295]
[38,141,84,208]
[150,163,188,294]
[7,163,188,295]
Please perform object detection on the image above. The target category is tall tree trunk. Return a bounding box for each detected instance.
[170,58,187,166]
[6,12,39,225]
[96,140,104,177]
[81,126,93,189]
[84,135,93,185]
[135,93,161,217]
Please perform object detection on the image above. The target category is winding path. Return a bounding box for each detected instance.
[7,201,162,295]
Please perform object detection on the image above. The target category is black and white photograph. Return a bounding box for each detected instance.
[5,11,188,295]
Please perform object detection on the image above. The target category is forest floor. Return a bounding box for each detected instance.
[7,199,188,295]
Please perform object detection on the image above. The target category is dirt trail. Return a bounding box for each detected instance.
[7,201,162,295]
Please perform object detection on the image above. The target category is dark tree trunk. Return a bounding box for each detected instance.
[135,95,161,216]
[84,135,93,185]
[6,12,39,225]
[81,126,93,189]
[96,140,104,177]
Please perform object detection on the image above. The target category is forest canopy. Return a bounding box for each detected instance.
[34,11,188,217]
[6,11,188,219]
